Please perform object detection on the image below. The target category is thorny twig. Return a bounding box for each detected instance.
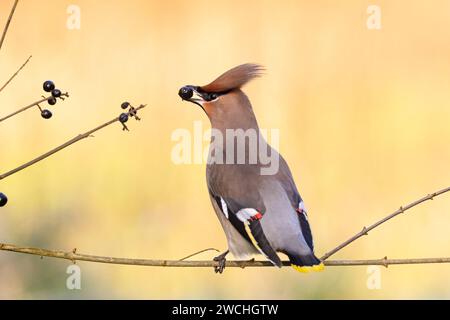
[0,0,19,52]
[0,243,449,268]
[321,186,450,260]
[0,55,32,93]
[179,248,220,261]
[0,93,69,123]
[0,186,449,269]
[0,104,147,181]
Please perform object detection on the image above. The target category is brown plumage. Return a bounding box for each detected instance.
[179,64,323,273]
[200,63,265,93]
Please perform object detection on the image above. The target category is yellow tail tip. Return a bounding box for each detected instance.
[312,262,325,272]
[291,262,325,273]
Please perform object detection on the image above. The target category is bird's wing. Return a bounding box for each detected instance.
[209,189,282,267]
[295,199,314,251]
[277,156,315,251]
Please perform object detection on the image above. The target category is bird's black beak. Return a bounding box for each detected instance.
[178,85,205,107]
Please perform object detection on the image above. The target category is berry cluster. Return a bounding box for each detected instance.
[0,81,68,208]
[119,102,141,131]
[40,80,65,119]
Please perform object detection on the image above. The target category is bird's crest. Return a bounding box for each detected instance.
[201,63,264,93]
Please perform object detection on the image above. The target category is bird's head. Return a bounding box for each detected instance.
[179,64,264,127]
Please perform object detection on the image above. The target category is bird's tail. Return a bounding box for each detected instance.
[286,253,324,273]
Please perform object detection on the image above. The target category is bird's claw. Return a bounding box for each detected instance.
[213,250,229,274]
[213,256,226,274]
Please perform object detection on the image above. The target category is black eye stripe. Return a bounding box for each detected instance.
[197,89,230,101]
[204,93,218,101]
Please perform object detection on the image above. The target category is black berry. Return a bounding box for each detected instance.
[51,89,62,98]
[121,102,130,109]
[41,109,53,119]
[43,80,55,92]
[178,86,193,100]
[0,193,8,207]
[119,113,129,123]
[48,97,57,105]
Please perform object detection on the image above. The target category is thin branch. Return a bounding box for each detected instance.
[0,104,147,181]
[0,55,32,93]
[179,248,220,261]
[0,243,449,268]
[0,0,19,52]
[0,186,448,269]
[0,93,69,123]
[321,186,450,261]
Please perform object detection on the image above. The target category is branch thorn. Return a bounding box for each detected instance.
[361,226,368,236]
[383,256,389,268]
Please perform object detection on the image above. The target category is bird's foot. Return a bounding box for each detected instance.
[213,250,229,274]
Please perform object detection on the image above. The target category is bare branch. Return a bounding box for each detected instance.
[0,55,32,93]
[0,243,449,268]
[0,186,448,269]
[321,186,450,261]
[0,93,69,123]
[179,248,220,261]
[0,0,19,52]
[0,104,147,181]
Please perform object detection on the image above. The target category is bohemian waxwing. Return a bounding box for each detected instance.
[179,64,324,273]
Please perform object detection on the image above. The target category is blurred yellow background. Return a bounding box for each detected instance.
[0,0,449,299]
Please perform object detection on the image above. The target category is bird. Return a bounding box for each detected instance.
[178,64,324,273]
